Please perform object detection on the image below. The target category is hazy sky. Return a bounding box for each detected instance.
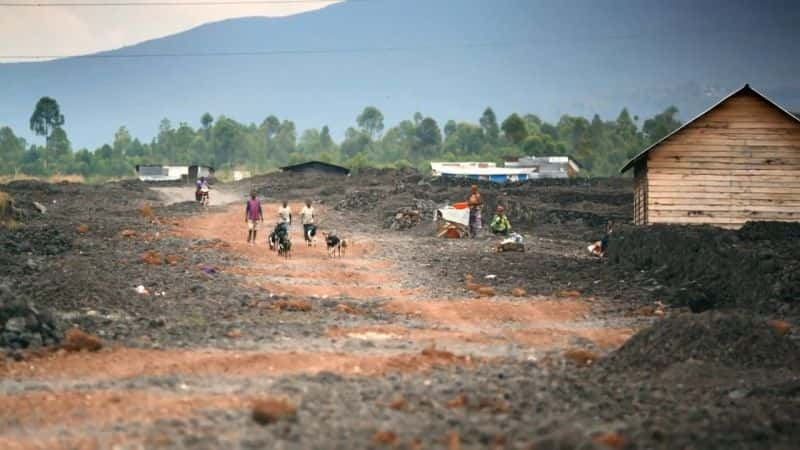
[0,0,340,61]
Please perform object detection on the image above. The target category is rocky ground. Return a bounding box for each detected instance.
[0,171,798,449]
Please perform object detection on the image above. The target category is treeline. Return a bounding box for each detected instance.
[0,97,682,180]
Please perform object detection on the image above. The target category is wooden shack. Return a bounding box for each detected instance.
[620,84,800,229]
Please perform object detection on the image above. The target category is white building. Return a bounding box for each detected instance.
[505,156,581,178]
[430,162,535,183]
[135,164,214,182]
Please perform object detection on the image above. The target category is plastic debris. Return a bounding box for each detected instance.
[33,201,47,214]
[135,285,149,295]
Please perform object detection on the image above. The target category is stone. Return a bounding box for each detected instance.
[4,317,26,333]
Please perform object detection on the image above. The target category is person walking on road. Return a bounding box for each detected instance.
[467,184,483,238]
[278,200,292,226]
[245,191,263,245]
[300,199,316,246]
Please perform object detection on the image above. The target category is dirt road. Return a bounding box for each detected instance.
[0,197,636,449]
[2,176,799,449]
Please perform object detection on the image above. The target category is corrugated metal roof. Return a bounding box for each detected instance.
[619,84,800,173]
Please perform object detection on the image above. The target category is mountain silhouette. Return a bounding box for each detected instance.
[1,0,798,148]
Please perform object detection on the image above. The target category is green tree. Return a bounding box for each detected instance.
[113,126,132,158]
[47,127,71,161]
[414,117,442,158]
[643,106,681,144]
[480,107,500,142]
[443,120,457,139]
[298,129,321,156]
[501,113,528,145]
[320,125,334,151]
[29,96,64,144]
[0,127,26,174]
[201,113,214,139]
[341,127,371,159]
[213,117,241,168]
[356,106,384,139]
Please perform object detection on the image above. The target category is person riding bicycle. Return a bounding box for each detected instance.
[199,178,210,205]
[195,177,204,201]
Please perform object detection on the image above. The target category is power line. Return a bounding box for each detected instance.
[1,23,794,61]
[0,0,346,6]
[0,40,538,60]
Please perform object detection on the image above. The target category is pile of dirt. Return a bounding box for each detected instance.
[0,284,61,349]
[607,222,800,314]
[600,313,800,373]
[335,190,387,211]
[385,199,437,230]
[0,224,72,256]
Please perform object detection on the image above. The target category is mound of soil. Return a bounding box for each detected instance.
[0,284,62,349]
[601,313,800,373]
[335,190,387,211]
[0,224,72,256]
[607,222,800,314]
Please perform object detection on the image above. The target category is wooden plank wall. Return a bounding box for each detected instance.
[633,162,647,225]
[646,90,800,228]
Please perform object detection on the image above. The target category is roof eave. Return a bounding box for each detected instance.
[619,84,800,174]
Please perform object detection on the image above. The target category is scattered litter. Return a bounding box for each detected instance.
[201,266,218,275]
[348,332,401,341]
[135,285,149,295]
[497,233,525,252]
[120,229,137,238]
[484,274,497,280]
[768,319,791,336]
[76,224,90,234]
[32,201,47,214]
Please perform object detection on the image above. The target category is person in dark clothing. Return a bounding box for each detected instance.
[588,221,613,257]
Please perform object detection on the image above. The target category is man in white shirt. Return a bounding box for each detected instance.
[278,200,292,225]
[300,199,316,245]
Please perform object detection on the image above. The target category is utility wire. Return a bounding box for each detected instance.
[0,0,347,6]
[0,40,539,60]
[1,23,795,61]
